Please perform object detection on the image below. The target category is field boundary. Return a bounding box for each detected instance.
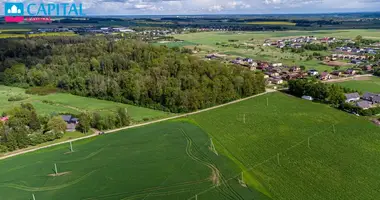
[0,89,275,160]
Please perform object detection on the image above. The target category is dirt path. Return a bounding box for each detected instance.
[0,89,275,160]
[323,74,374,83]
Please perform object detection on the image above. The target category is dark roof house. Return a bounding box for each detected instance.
[362,92,377,101]
[356,101,372,110]
[372,96,380,104]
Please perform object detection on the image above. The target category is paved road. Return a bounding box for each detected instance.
[0,89,275,160]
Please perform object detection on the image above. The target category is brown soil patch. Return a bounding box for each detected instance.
[48,171,71,177]
[323,61,353,66]
[209,168,220,186]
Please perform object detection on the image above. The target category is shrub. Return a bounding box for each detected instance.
[0,145,8,153]
[8,95,28,101]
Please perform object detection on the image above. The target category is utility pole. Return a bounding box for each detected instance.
[70,141,73,152]
[243,114,246,124]
[277,153,280,165]
[267,97,269,106]
[32,194,36,200]
[333,124,336,133]
[54,163,58,175]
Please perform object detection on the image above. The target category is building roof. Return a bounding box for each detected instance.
[372,96,380,103]
[345,93,360,100]
[362,92,377,100]
[61,115,72,122]
[356,101,372,109]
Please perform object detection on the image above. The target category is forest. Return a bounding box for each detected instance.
[0,36,265,113]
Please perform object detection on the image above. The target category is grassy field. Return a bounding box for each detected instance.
[0,32,77,38]
[246,22,296,26]
[1,91,379,199]
[0,121,262,200]
[0,85,172,122]
[189,92,380,199]
[333,76,380,93]
[152,41,197,48]
[173,30,379,72]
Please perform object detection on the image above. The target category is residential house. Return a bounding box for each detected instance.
[61,115,79,132]
[356,101,372,110]
[270,78,283,85]
[319,72,331,80]
[308,69,319,76]
[372,96,380,104]
[362,65,372,71]
[265,71,280,78]
[345,93,360,103]
[345,69,356,75]
[289,66,301,72]
[331,71,342,76]
[272,63,283,67]
[362,92,377,101]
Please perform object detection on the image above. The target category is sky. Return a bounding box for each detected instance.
[1,0,380,15]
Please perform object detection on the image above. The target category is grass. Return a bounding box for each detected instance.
[0,85,172,122]
[0,121,261,200]
[246,22,296,26]
[1,91,379,199]
[333,76,380,93]
[153,41,197,48]
[0,32,77,38]
[189,92,380,199]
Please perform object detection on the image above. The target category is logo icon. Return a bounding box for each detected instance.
[4,2,24,16]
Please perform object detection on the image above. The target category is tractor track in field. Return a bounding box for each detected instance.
[0,89,275,161]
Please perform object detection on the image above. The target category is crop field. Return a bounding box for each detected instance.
[190,92,380,199]
[0,32,77,39]
[246,21,296,26]
[333,76,380,93]
[0,85,171,122]
[0,121,262,200]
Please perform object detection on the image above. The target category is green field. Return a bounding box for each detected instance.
[246,22,296,26]
[333,77,380,93]
[0,121,261,200]
[189,92,380,199]
[0,85,171,122]
[1,91,379,199]
[153,41,197,48]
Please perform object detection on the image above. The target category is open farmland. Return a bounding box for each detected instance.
[0,85,171,122]
[173,30,379,72]
[246,22,296,26]
[333,76,380,93]
[0,122,262,200]
[190,92,380,199]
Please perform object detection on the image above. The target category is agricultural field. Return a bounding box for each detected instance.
[0,85,172,122]
[189,92,380,199]
[0,121,262,200]
[173,30,379,72]
[333,76,380,93]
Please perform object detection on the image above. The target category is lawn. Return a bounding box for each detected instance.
[0,121,261,200]
[190,92,380,199]
[333,76,380,93]
[0,85,172,122]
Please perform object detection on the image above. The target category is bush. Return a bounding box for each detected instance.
[42,100,55,105]
[0,145,8,153]
[25,86,59,96]
[8,95,28,101]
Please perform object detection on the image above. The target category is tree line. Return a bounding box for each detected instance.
[0,103,131,153]
[0,36,265,113]
[288,79,380,116]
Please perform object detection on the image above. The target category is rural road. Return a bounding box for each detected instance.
[0,89,276,160]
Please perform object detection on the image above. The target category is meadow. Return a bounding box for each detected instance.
[246,21,296,26]
[190,92,380,199]
[0,85,172,122]
[0,121,260,200]
[333,76,380,93]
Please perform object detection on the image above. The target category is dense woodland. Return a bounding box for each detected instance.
[0,36,265,113]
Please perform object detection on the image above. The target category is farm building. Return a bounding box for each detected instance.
[345,93,360,103]
[308,69,319,76]
[61,115,79,132]
[356,101,372,110]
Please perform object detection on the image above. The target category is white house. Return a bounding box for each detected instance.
[345,93,360,103]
